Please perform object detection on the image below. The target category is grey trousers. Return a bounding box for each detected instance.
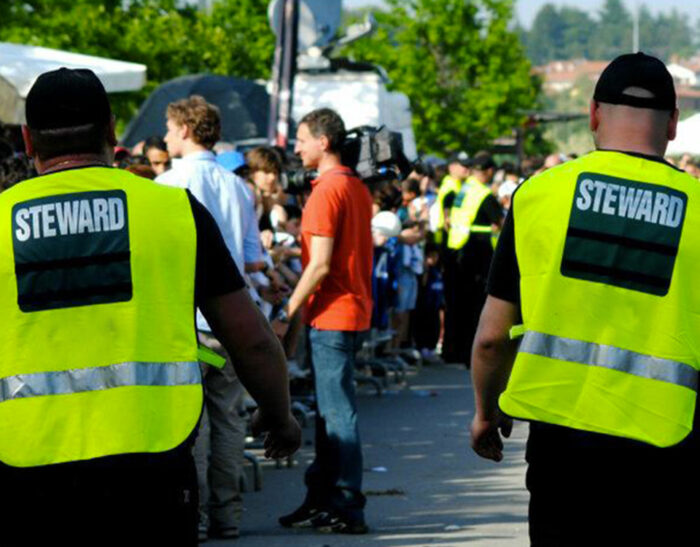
[194,331,246,532]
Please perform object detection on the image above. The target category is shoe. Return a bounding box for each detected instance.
[197,523,208,543]
[279,503,328,528]
[209,526,239,539]
[313,511,369,535]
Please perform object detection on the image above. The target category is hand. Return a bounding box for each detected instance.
[259,285,285,305]
[470,412,513,462]
[251,410,302,459]
[261,230,275,250]
[271,318,290,339]
[266,268,290,294]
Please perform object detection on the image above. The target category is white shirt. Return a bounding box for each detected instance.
[156,150,263,331]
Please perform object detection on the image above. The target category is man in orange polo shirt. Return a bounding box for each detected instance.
[278,108,373,534]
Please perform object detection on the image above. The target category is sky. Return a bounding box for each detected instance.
[343,0,700,28]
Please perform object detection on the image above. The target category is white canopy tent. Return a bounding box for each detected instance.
[0,42,146,124]
[667,112,700,156]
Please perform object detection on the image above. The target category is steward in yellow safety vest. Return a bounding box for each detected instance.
[441,153,503,366]
[433,151,471,244]
[470,53,697,545]
[1,67,300,547]
[446,177,495,250]
[0,166,202,467]
[501,149,698,447]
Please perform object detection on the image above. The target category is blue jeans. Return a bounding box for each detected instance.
[304,327,367,522]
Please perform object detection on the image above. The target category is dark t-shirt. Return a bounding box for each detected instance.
[486,153,699,464]
[0,190,245,525]
[486,204,519,303]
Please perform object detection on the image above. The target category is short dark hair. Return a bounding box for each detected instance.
[246,146,282,175]
[401,177,420,195]
[29,123,110,162]
[374,180,402,212]
[1,154,36,191]
[143,136,167,154]
[501,161,520,177]
[284,204,302,220]
[299,108,346,152]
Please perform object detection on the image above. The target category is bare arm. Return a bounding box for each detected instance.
[398,225,424,245]
[200,288,300,457]
[244,261,266,273]
[287,235,333,318]
[470,295,520,462]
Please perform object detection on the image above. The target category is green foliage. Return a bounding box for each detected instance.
[590,0,632,60]
[523,0,698,65]
[0,0,275,133]
[642,9,697,61]
[343,0,543,155]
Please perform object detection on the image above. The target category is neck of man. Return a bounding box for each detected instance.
[181,140,210,158]
[36,152,111,175]
[595,125,668,158]
[317,152,343,176]
[473,171,490,185]
[596,139,667,158]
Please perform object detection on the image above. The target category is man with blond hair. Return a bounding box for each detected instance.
[157,95,261,541]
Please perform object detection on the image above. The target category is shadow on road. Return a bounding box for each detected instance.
[233,364,529,546]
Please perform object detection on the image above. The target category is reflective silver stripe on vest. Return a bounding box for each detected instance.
[0,361,201,403]
[520,331,698,391]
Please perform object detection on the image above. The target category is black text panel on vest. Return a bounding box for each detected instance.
[12,190,132,312]
[562,173,687,296]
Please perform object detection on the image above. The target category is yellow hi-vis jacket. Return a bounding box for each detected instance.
[499,150,700,447]
[0,167,202,467]
[446,178,493,250]
[433,175,463,244]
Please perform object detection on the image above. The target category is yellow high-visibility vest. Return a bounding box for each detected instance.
[500,150,700,447]
[433,175,463,244]
[0,167,202,467]
[446,179,493,250]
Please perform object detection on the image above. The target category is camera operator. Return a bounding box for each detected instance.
[276,108,373,534]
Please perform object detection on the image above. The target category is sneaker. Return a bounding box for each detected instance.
[313,511,369,535]
[209,526,239,540]
[279,503,328,528]
[197,523,208,543]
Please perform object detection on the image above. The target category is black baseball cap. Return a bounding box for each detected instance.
[471,152,496,171]
[448,150,471,167]
[593,52,676,112]
[26,68,112,130]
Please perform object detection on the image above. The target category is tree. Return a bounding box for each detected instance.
[343,0,542,154]
[527,5,595,65]
[523,1,696,64]
[559,8,595,60]
[646,10,696,61]
[588,0,632,59]
[526,4,564,65]
[0,0,275,132]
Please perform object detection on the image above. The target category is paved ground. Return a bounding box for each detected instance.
[208,363,529,546]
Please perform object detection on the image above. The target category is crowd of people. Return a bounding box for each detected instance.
[2,52,700,545]
[4,112,700,372]
[0,90,582,541]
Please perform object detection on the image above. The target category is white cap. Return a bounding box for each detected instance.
[372,211,402,237]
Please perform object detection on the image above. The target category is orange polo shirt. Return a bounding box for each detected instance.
[301,166,373,331]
